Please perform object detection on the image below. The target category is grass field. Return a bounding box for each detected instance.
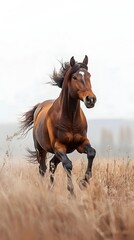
[0,157,134,240]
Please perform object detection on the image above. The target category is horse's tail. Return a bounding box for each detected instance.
[26,148,38,163]
[20,103,40,136]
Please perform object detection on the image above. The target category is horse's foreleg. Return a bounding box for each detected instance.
[49,155,60,184]
[55,151,74,195]
[78,143,96,187]
[84,144,96,182]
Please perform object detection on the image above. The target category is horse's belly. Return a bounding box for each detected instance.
[66,144,77,153]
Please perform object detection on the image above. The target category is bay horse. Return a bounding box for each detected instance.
[21,55,96,194]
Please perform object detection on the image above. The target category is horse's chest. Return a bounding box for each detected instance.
[56,121,86,148]
[58,131,83,145]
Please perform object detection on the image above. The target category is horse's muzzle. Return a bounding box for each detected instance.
[84,96,97,108]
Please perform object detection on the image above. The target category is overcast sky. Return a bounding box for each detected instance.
[0,0,134,123]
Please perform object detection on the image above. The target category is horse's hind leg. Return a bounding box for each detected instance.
[38,150,47,176]
[49,155,60,184]
[35,141,47,176]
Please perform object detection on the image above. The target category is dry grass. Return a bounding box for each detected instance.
[0,157,134,240]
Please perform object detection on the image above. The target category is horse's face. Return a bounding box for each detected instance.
[69,56,97,108]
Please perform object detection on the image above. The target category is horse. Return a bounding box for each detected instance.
[20,55,97,195]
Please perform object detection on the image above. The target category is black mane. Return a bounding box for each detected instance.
[51,61,88,88]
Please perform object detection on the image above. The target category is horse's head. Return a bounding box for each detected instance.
[68,56,96,108]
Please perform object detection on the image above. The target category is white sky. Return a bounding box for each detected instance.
[0,0,134,123]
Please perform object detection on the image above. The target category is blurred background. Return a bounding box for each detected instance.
[0,0,134,160]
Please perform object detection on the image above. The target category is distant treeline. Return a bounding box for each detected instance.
[98,126,133,157]
[0,120,134,159]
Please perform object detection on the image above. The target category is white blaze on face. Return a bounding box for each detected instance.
[79,71,85,83]
[79,71,85,77]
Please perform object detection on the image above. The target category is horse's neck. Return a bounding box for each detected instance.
[59,90,80,121]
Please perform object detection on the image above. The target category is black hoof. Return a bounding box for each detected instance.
[39,166,45,176]
[67,185,74,193]
[68,191,76,199]
[85,174,92,183]
[50,174,54,184]
[79,179,88,190]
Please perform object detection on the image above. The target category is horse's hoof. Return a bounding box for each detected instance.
[48,175,55,190]
[79,179,88,190]
[48,182,54,191]
[85,172,92,182]
[39,167,45,176]
[50,174,54,184]
[68,191,76,199]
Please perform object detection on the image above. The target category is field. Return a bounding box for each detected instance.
[0,157,134,240]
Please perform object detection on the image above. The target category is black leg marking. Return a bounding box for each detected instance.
[79,145,96,189]
[39,159,47,176]
[55,152,74,195]
[34,141,47,176]
[85,146,96,182]
[37,149,47,177]
[49,155,60,184]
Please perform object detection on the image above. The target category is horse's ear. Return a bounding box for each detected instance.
[83,55,88,66]
[70,56,75,67]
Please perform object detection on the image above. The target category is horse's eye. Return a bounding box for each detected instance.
[73,76,77,80]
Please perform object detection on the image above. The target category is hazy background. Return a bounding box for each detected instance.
[0,0,134,160]
[0,120,134,161]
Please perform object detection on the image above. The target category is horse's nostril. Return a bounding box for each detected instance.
[86,96,90,102]
[85,96,96,107]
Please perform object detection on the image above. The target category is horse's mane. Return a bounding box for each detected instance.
[51,61,70,88]
[51,61,88,88]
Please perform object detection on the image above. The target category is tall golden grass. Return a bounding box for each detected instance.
[0,157,134,240]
